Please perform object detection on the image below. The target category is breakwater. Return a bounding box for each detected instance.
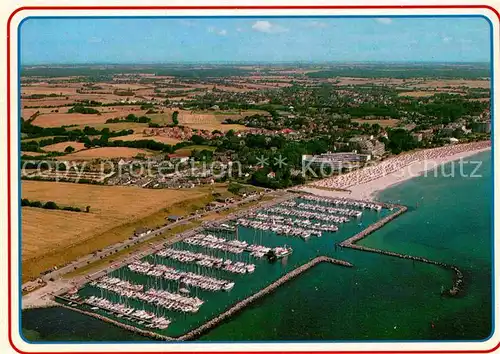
[339,203,464,297]
[59,256,352,341]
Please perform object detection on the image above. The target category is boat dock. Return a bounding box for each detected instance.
[60,256,353,341]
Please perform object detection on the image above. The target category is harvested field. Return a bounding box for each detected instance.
[32,113,109,127]
[22,107,64,118]
[43,141,86,153]
[57,147,152,160]
[22,98,76,108]
[150,110,250,132]
[412,79,490,89]
[31,107,149,128]
[21,181,215,281]
[21,135,64,143]
[398,91,435,97]
[22,86,78,96]
[21,151,44,157]
[70,122,149,132]
[109,133,183,145]
[352,118,400,128]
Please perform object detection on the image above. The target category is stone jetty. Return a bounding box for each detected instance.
[339,203,464,297]
[59,256,352,341]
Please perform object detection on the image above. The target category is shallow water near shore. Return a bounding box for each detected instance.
[21,150,492,342]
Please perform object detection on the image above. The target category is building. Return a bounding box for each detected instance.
[411,133,423,142]
[472,121,491,134]
[349,136,385,157]
[168,154,190,163]
[302,152,371,172]
[418,129,434,140]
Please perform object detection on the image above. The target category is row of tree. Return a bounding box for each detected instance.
[21,198,90,213]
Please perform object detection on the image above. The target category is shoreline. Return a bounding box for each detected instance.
[368,147,491,201]
[301,142,491,201]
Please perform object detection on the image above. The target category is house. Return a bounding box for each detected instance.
[411,133,423,142]
[168,154,189,164]
[418,129,434,140]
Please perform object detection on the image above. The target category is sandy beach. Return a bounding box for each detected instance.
[300,141,491,201]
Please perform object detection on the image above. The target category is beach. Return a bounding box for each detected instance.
[300,141,491,201]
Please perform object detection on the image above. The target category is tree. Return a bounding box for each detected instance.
[172,111,179,126]
[43,201,59,210]
[64,146,75,153]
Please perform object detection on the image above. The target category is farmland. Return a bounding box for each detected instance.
[21,181,219,282]
[57,147,153,160]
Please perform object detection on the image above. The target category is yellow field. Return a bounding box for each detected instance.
[109,133,183,145]
[150,110,250,132]
[398,91,435,98]
[21,151,44,157]
[70,122,150,132]
[21,181,219,281]
[43,141,86,153]
[57,147,152,160]
[352,118,400,128]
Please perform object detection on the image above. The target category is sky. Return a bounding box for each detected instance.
[20,17,491,65]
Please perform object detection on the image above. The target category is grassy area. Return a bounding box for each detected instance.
[21,182,227,282]
[21,135,65,142]
[62,193,272,278]
[174,145,217,156]
[148,113,173,125]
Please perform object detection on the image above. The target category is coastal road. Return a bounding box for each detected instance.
[22,190,294,307]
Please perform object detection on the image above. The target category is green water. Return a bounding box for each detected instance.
[21,151,492,342]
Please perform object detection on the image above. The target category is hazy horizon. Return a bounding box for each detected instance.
[20,17,491,65]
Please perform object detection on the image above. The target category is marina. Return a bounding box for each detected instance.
[53,193,465,340]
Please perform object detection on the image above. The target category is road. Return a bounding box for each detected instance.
[22,190,294,307]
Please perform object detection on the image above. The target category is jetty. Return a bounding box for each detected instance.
[48,192,466,341]
[338,202,464,297]
[59,256,352,341]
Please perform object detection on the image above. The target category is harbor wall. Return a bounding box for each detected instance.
[59,256,352,341]
[339,204,464,297]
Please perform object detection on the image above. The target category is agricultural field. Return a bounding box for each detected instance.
[352,118,400,128]
[174,145,217,157]
[57,147,153,160]
[21,181,220,281]
[109,133,183,145]
[30,106,150,128]
[42,141,86,153]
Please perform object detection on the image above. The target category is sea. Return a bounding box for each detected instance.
[21,150,493,342]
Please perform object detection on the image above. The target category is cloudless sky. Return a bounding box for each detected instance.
[20,17,491,64]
